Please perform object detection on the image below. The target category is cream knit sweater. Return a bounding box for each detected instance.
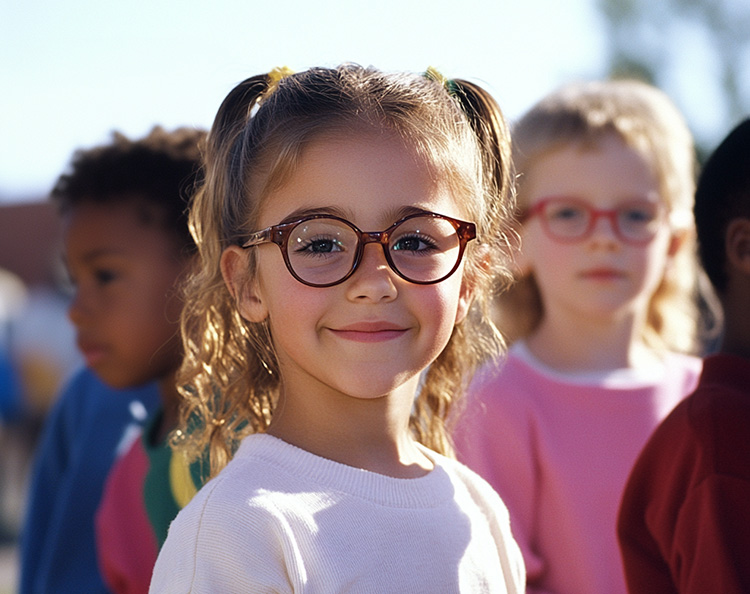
[150,433,524,593]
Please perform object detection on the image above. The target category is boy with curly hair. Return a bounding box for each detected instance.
[20,126,206,594]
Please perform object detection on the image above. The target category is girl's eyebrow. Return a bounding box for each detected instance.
[532,194,663,207]
[61,247,127,274]
[66,247,129,265]
[277,206,347,224]
[391,205,436,219]
[276,205,436,227]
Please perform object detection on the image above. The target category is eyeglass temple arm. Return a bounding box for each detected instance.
[242,227,273,249]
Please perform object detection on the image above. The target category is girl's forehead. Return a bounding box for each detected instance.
[520,134,661,207]
[254,131,468,227]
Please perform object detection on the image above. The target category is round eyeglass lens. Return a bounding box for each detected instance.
[544,202,589,239]
[616,202,660,241]
[287,218,358,285]
[387,216,461,282]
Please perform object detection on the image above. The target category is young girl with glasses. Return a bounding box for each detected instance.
[149,65,525,593]
[454,79,716,594]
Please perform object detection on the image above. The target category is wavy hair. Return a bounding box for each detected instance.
[173,65,515,476]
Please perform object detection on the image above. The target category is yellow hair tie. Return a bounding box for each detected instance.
[424,66,448,87]
[424,66,458,95]
[266,65,295,98]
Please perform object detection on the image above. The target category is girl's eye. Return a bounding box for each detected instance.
[392,234,438,253]
[297,237,345,255]
[621,206,656,224]
[548,205,586,221]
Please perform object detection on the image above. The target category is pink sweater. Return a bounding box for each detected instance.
[454,342,701,594]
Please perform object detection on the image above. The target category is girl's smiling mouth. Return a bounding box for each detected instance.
[328,322,410,343]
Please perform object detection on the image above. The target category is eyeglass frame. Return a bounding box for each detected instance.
[241,211,477,288]
[524,197,669,246]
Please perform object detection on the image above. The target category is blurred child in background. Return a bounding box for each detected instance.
[619,117,750,594]
[20,126,206,594]
[454,79,712,594]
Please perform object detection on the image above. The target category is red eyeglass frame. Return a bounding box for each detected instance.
[524,197,667,246]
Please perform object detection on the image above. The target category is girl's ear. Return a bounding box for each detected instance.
[726,218,750,275]
[667,227,691,258]
[220,246,269,323]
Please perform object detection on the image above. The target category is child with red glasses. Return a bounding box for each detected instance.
[454,79,718,594]
[149,65,524,593]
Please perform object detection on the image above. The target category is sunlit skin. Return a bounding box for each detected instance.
[517,133,683,372]
[65,200,188,439]
[221,131,474,478]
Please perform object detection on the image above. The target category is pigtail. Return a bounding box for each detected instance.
[212,76,268,144]
[413,73,516,456]
[423,72,517,274]
[450,78,518,286]
[192,76,267,245]
[173,74,282,477]
[450,80,513,205]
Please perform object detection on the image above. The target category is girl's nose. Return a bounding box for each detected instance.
[345,243,398,302]
[587,213,620,247]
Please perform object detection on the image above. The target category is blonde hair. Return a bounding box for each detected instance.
[174,65,515,476]
[499,78,703,354]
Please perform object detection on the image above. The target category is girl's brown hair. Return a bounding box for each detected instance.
[173,65,515,476]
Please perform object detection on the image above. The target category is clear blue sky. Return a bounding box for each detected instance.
[1,0,609,200]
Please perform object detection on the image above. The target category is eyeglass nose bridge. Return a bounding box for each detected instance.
[349,230,397,278]
[359,229,390,245]
[585,209,621,239]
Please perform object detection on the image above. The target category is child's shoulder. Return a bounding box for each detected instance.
[470,342,537,388]
[467,341,574,407]
[166,434,301,536]
[422,446,510,514]
[153,436,299,592]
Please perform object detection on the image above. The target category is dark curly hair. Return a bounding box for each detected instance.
[51,126,206,253]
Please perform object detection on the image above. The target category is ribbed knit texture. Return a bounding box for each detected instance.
[150,434,525,593]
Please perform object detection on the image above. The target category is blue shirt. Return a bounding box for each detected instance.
[19,368,159,594]
[0,352,22,422]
